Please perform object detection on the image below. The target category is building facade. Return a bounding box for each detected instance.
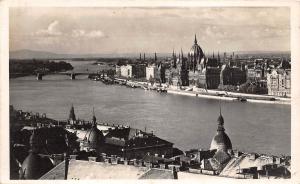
[120,64,146,79]
[187,36,221,89]
[267,69,291,97]
[146,65,159,81]
[220,65,247,86]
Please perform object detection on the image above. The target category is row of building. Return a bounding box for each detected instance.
[12,105,291,179]
[113,35,291,97]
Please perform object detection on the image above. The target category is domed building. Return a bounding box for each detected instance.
[19,130,53,179]
[187,35,221,88]
[80,111,105,153]
[210,112,232,153]
[188,34,205,72]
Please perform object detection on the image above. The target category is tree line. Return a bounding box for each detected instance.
[10,59,73,76]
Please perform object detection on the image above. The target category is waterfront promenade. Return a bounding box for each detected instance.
[110,77,291,105]
[167,87,291,105]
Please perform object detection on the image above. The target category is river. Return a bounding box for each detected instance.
[9,61,291,155]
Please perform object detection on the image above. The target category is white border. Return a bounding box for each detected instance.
[1,0,299,184]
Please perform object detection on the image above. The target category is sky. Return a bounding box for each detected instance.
[9,7,290,55]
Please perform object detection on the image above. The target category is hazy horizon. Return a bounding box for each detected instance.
[10,7,290,55]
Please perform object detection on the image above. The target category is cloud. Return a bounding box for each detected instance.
[87,30,105,38]
[35,20,62,37]
[71,29,105,38]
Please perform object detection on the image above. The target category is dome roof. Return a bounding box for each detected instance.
[210,131,232,151]
[84,124,104,149]
[210,114,232,152]
[20,152,53,179]
[189,35,204,59]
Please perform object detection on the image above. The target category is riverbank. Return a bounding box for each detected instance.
[101,77,291,105]
[167,87,290,105]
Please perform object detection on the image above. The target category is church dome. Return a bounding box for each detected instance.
[20,130,53,179]
[20,152,52,179]
[210,114,232,152]
[84,124,104,150]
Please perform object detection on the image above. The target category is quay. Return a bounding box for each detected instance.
[92,75,291,105]
[167,87,291,105]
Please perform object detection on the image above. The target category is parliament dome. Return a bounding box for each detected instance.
[210,114,232,152]
[189,35,205,59]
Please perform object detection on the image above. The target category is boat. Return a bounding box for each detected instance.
[236,97,247,102]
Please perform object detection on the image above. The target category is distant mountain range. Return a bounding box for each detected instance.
[9,49,290,60]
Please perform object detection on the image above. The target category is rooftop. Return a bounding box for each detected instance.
[41,159,148,179]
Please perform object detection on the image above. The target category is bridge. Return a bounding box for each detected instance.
[10,71,104,80]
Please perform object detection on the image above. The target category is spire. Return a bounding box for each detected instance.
[139,53,142,61]
[69,104,76,121]
[213,51,215,59]
[181,48,183,59]
[194,34,197,44]
[143,53,145,61]
[92,107,96,125]
[218,51,220,63]
[219,99,222,116]
[155,52,157,62]
[173,50,177,69]
[217,101,225,131]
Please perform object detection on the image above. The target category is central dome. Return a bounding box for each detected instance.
[210,114,232,152]
[189,35,204,59]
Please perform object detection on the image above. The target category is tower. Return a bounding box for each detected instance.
[180,49,189,86]
[210,105,232,152]
[172,49,177,69]
[69,104,76,122]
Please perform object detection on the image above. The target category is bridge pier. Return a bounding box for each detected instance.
[70,73,76,80]
[36,73,43,80]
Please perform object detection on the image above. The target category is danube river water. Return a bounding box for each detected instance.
[9,61,291,155]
